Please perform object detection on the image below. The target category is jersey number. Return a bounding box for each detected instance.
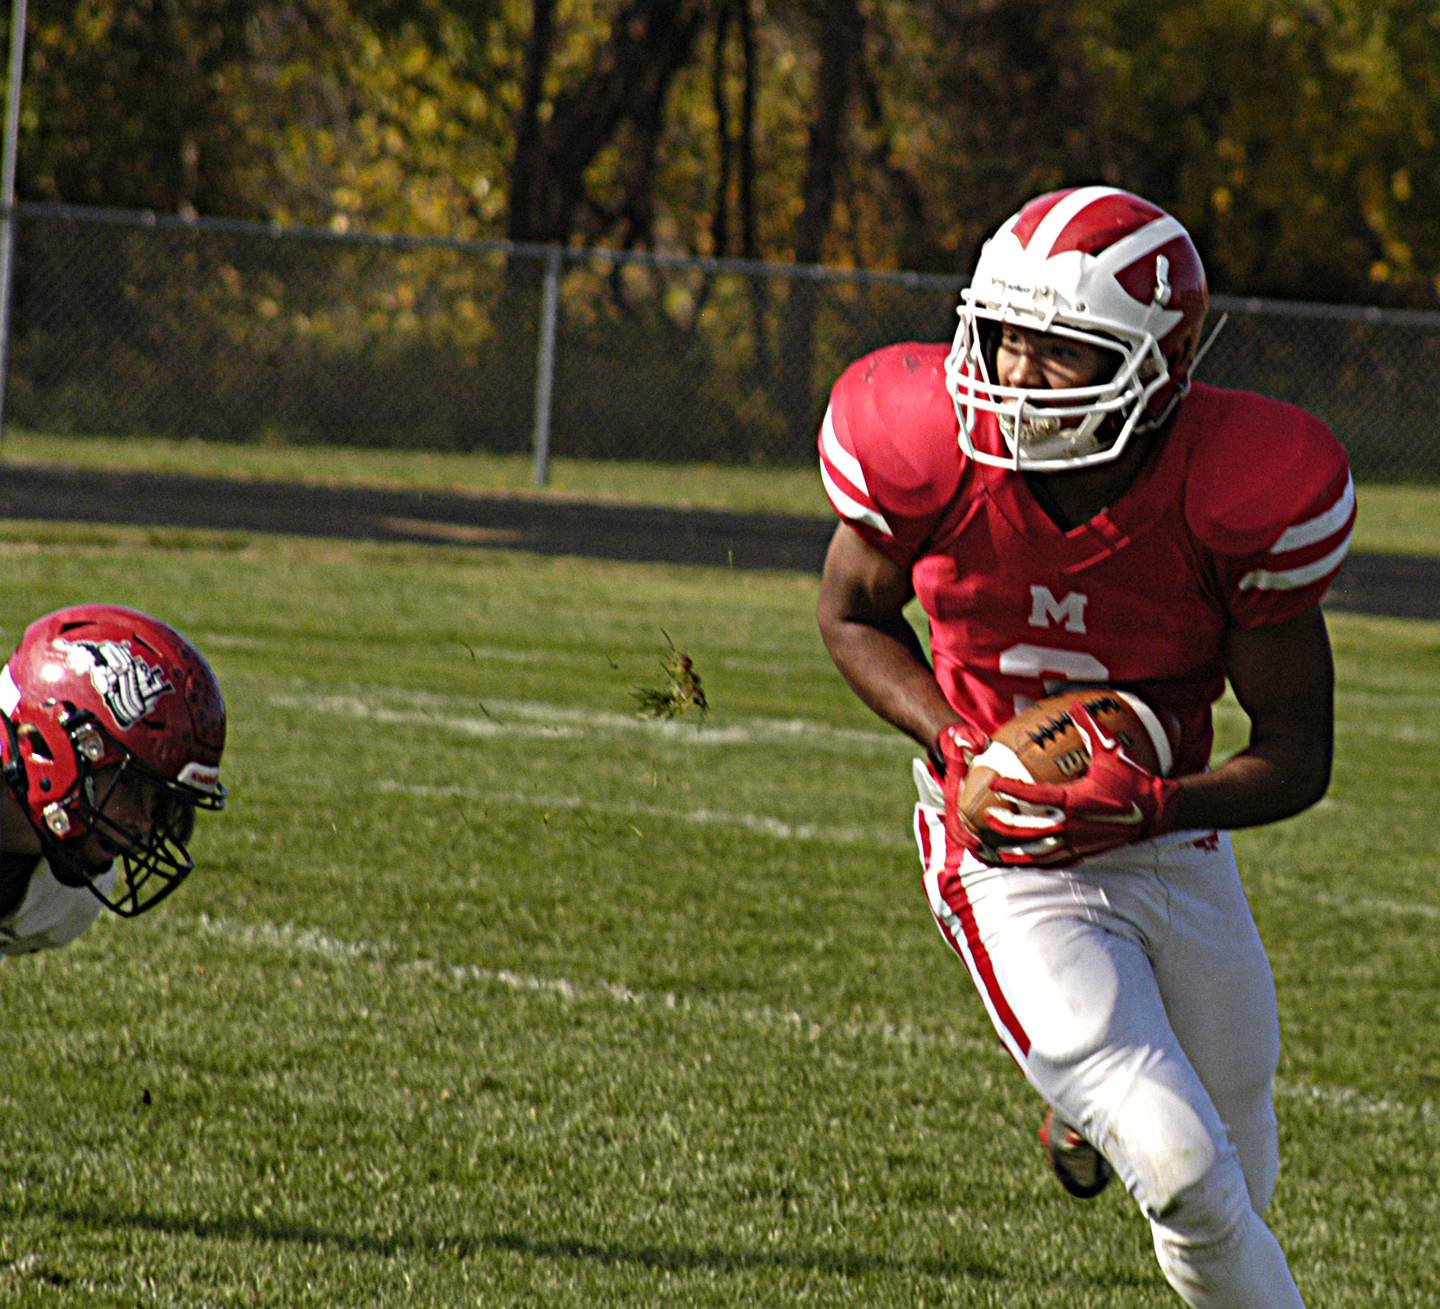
[998,643,1111,712]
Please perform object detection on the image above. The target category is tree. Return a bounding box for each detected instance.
[505,0,710,247]
[1073,0,1440,306]
[13,0,1440,308]
[777,0,864,432]
[22,0,253,215]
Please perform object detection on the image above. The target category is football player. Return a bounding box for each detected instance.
[817,186,1352,1308]
[0,604,227,952]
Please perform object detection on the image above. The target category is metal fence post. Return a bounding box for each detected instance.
[531,242,562,486]
[0,0,31,439]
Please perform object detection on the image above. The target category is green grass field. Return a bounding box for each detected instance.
[0,520,1434,1307]
[5,430,1439,557]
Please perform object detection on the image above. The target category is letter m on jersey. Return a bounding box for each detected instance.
[1029,586,1088,633]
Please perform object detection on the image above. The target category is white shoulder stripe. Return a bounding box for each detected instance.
[820,460,893,538]
[1239,528,1354,592]
[1271,474,1355,553]
[820,405,870,494]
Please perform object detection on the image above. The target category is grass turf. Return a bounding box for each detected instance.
[0,523,1434,1307]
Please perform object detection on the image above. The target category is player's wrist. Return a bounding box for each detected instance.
[930,721,964,774]
[1145,775,1185,837]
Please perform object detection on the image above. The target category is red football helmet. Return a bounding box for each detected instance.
[0,605,226,917]
[945,186,1211,471]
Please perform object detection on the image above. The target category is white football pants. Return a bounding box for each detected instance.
[913,769,1306,1309]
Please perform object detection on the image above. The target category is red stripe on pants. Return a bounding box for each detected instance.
[933,858,1031,1059]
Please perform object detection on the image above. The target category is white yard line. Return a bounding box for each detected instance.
[1304,887,1440,921]
[257,676,1440,941]
[186,913,973,1057]
[372,779,894,848]
[187,913,1435,1125]
[268,690,908,753]
[269,686,1440,913]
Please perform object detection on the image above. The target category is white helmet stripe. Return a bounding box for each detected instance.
[1092,214,1188,277]
[1090,214,1188,335]
[1025,186,1125,258]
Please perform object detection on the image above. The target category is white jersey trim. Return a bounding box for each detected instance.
[820,461,894,538]
[819,406,894,537]
[1238,528,1354,592]
[1271,473,1355,553]
[820,405,870,492]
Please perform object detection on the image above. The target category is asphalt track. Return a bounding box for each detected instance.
[0,462,1433,620]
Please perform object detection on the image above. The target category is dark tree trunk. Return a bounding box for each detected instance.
[779,0,864,441]
[504,0,708,245]
[506,0,556,245]
[710,0,734,258]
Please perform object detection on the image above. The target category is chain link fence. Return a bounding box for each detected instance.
[6,202,1438,482]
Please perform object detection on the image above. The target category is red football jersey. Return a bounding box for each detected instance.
[819,343,1355,776]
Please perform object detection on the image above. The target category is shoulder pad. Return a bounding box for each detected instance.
[1183,387,1352,555]
[818,344,962,559]
[1181,386,1355,623]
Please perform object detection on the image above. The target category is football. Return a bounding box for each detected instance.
[957,688,1176,843]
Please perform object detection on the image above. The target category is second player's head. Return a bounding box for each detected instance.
[0,604,227,917]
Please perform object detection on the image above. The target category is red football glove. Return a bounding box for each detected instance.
[934,720,991,860]
[984,702,1183,867]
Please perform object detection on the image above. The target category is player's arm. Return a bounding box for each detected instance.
[816,523,960,754]
[984,607,1335,865]
[1167,605,1335,831]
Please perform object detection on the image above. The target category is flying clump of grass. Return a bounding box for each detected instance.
[631,633,709,721]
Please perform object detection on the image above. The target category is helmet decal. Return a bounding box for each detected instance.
[57,638,176,730]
